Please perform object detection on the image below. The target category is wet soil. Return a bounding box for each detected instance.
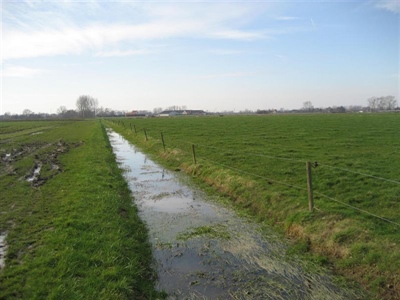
[1,140,84,187]
[107,129,363,299]
[0,232,7,270]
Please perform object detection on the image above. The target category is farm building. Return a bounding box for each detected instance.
[158,110,206,117]
[125,110,147,117]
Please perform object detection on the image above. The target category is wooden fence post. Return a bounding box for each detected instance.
[161,133,166,151]
[306,161,314,212]
[144,129,148,141]
[192,144,197,165]
[133,125,137,134]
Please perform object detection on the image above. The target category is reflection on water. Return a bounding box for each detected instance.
[107,128,363,299]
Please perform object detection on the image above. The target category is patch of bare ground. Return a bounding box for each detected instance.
[24,140,84,187]
[0,232,7,270]
[0,139,84,186]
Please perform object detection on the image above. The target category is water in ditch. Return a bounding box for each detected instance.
[107,129,363,299]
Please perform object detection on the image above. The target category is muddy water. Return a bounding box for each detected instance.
[107,129,362,300]
[0,232,7,269]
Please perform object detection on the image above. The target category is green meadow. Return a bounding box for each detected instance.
[0,120,164,299]
[1,114,399,299]
[107,113,400,299]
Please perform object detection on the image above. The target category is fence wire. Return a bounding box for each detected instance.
[110,120,400,227]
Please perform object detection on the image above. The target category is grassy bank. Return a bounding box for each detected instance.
[106,114,400,299]
[0,120,163,299]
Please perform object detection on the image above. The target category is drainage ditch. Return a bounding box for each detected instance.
[107,128,363,299]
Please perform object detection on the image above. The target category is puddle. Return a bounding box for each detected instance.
[26,163,42,182]
[0,232,7,269]
[107,129,363,299]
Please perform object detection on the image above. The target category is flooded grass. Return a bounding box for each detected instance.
[106,115,400,299]
[177,225,231,241]
[107,128,366,299]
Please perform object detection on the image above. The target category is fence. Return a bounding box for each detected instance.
[107,119,400,228]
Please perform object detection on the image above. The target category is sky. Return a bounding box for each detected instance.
[1,0,399,114]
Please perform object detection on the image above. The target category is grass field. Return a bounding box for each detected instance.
[106,113,400,299]
[0,120,164,299]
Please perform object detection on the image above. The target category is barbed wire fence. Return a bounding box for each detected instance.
[108,119,400,228]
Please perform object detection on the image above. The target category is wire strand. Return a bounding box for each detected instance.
[197,155,308,192]
[176,139,307,164]
[319,164,400,185]
[314,191,400,227]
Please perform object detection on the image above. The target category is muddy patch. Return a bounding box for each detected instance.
[26,163,42,182]
[30,131,43,135]
[1,139,84,186]
[24,140,84,187]
[107,129,364,299]
[0,232,7,270]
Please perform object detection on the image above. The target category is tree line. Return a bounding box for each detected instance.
[0,95,398,120]
[367,96,397,111]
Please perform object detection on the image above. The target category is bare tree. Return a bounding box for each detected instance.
[302,101,314,112]
[92,98,99,117]
[57,106,67,117]
[368,96,397,111]
[153,107,163,114]
[368,97,379,111]
[384,95,397,110]
[76,95,99,118]
[22,109,33,117]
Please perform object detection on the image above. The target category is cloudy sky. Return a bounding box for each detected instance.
[1,0,399,114]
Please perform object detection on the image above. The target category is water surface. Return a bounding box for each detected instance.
[107,129,363,299]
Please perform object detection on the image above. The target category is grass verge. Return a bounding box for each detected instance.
[0,120,164,299]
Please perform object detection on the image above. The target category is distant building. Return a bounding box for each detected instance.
[126,110,147,117]
[158,110,206,117]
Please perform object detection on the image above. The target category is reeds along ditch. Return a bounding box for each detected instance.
[106,114,400,299]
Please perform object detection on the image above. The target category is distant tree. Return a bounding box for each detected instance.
[239,109,254,114]
[302,101,314,111]
[22,109,33,118]
[64,109,78,118]
[383,95,397,110]
[368,97,379,111]
[57,106,67,117]
[153,107,163,114]
[92,98,99,117]
[3,112,11,120]
[76,95,98,118]
[104,108,114,116]
[368,96,397,111]
[330,106,346,113]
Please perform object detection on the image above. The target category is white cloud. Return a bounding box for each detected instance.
[2,21,198,60]
[2,65,46,78]
[1,2,274,61]
[375,0,400,13]
[2,18,266,60]
[208,49,243,55]
[197,72,253,79]
[95,49,153,57]
[211,29,266,41]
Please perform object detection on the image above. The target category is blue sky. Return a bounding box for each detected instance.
[1,0,399,114]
